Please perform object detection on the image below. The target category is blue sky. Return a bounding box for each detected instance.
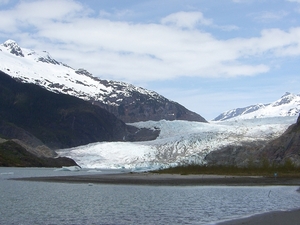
[0,0,300,120]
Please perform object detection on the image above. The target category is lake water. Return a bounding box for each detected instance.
[1,167,300,225]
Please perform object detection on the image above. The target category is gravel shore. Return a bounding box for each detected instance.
[12,173,300,186]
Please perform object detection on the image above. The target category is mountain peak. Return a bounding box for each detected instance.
[75,68,93,77]
[2,39,24,57]
[273,92,298,107]
[214,92,300,121]
[36,50,60,65]
[0,40,206,123]
[281,92,291,98]
[3,39,18,46]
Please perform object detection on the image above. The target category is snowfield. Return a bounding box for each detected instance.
[0,40,166,106]
[214,92,300,121]
[57,116,298,170]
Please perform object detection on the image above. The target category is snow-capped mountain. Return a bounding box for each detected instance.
[0,40,205,123]
[213,92,300,121]
[57,116,298,170]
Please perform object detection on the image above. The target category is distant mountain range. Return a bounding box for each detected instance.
[214,92,300,121]
[0,40,206,123]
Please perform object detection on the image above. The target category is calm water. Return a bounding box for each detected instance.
[1,168,300,225]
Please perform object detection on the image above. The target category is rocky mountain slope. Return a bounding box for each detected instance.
[257,114,300,166]
[206,114,300,167]
[0,70,154,153]
[214,92,300,121]
[209,93,300,167]
[0,40,206,123]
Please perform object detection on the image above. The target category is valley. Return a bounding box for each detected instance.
[0,39,299,170]
[57,116,298,170]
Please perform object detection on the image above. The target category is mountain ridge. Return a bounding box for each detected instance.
[206,114,300,167]
[0,140,78,167]
[213,92,300,121]
[0,40,206,123]
[0,70,130,149]
[0,69,161,146]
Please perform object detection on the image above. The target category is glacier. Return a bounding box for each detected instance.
[56,116,298,170]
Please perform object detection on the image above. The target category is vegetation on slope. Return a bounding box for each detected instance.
[154,161,300,177]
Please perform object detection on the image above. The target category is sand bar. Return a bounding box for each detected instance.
[12,173,300,186]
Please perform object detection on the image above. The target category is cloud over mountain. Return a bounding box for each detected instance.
[1,0,300,83]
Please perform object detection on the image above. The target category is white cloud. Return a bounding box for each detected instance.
[15,0,84,19]
[161,11,212,29]
[1,0,300,83]
[231,28,300,57]
[0,0,87,32]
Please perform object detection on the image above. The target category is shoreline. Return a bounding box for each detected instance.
[216,208,300,225]
[11,173,300,186]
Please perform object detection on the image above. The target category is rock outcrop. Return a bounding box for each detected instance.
[257,114,300,166]
[0,140,78,167]
[205,141,266,167]
[206,114,300,167]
